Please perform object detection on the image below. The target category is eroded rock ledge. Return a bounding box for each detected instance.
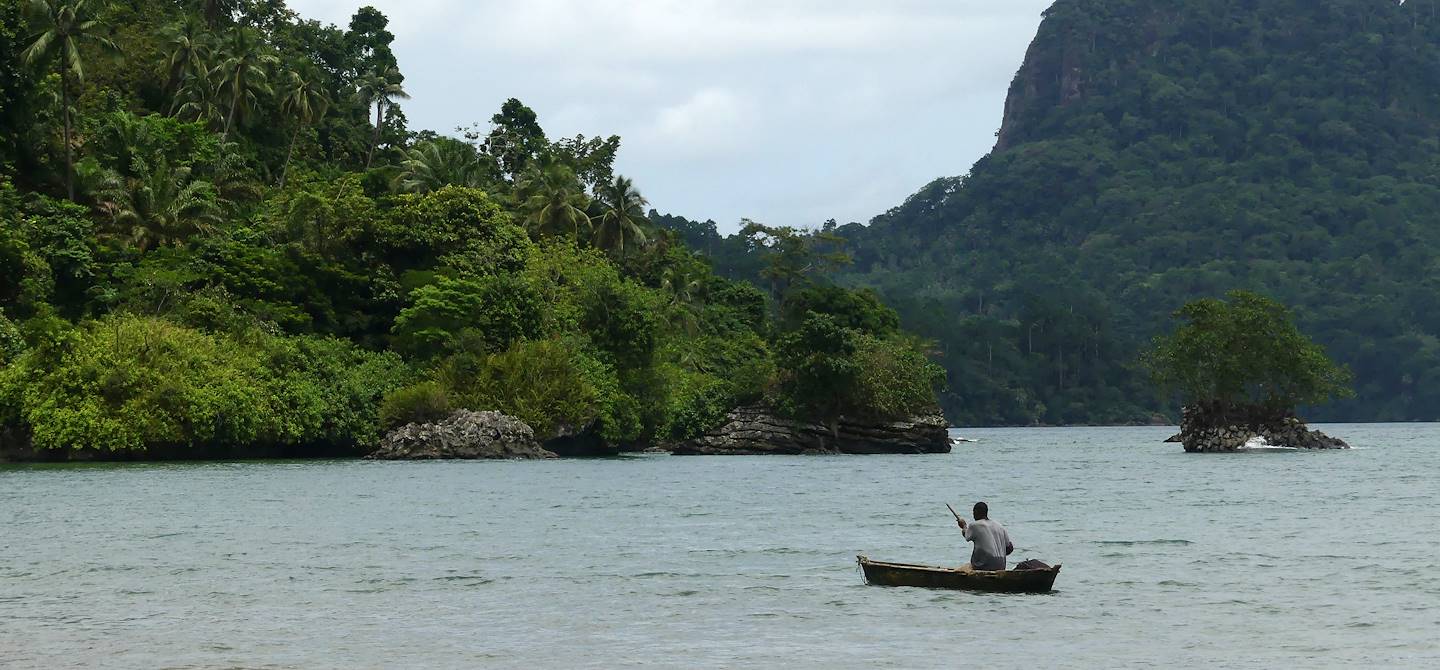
[367,410,556,460]
[672,405,950,455]
[1178,405,1348,453]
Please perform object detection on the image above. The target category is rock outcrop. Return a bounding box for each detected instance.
[367,410,556,460]
[672,405,950,456]
[1177,405,1348,453]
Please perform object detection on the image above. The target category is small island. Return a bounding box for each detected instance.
[1145,291,1352,452]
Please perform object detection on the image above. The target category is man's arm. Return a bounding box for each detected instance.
[1005,541,1014,556]
[957,517,973,540]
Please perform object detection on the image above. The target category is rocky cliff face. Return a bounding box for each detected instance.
[672,405,950,456]
[993,7,1088,152]
[367,410,557,460]
[993,1,1179,152]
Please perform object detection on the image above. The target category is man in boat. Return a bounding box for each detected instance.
[956,501,1013,571]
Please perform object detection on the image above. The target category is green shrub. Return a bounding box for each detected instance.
[1143,290,1353,412]
[266,334,414,446]
[853,335,947,419]
[519,241,626,334]
[392,274,543,360]
[581,278,660,370]
[0,314,412,452]
[440,337,642,444]
[659,370,732,441]
[2,316,271,451]
[0,308,22,363]
[780,285,899,336]
[771,312,943,423]
[377,186,527,273]
[772,312,862,422]
[656,332,773,441]
[378,381,452,432]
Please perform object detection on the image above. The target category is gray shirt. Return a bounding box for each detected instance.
[962,519,1011,571]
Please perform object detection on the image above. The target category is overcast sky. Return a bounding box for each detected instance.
[288,0,1054,232]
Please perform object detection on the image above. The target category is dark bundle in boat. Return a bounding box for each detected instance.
[856,556,1061,593]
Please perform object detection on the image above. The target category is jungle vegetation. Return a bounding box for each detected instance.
[0,0,943,455]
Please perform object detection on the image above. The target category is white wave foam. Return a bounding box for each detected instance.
[1240,436,1299,451]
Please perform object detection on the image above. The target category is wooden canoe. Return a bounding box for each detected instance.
[857,555,1061,593]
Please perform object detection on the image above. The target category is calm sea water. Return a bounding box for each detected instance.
[3,425,1439,669]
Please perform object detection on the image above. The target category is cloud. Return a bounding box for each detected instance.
[288,0,1055,230]
[450,0,973,63]
[643,88,754,158]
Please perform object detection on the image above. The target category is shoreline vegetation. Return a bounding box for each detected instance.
[0,0,1404,462]
[0,1,946,462]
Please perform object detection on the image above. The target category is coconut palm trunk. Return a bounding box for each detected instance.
[222,78,239,141]
[60,66,74,201]
[280,124,301,189]
[366,101,383,168]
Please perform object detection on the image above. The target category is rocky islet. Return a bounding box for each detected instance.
[1174,406,1348,453]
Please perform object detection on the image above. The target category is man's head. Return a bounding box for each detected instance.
[973,502,989,520]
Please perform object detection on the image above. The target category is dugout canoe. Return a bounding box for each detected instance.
[856,555,1060,593]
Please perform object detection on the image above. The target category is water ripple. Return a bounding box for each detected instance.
[1,424,1438,669]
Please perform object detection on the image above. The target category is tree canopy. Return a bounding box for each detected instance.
[1144,291,1352,413]
[0,0,943,454]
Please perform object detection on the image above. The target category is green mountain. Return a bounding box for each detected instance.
[828,0,1440,425]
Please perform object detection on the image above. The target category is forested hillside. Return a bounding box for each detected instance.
[833,0,1440,425]
[0,0,941,456]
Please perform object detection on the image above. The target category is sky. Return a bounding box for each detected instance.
[288,0,1055,232]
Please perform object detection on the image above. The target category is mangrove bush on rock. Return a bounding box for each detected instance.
[1144,291,1353,452]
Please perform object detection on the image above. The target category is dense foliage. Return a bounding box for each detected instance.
[0,313,411,452]
[659,0,1440,425]
[1144,291,1352,414]
[0,0,942,455]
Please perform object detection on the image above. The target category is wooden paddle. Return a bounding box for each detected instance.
[946,503,964,525]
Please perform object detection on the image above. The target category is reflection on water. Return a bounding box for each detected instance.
[2,424,1439,668]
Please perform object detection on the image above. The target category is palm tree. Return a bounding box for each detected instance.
[591,175,649,256]
[212,27,276,141]
[355,65,408,168]
[174,71,226,131]
[515,162,591,239]
[660,264,706,336]
[97,159,222,251]
[91,110,164,181]
[20,0,118,201]
[661,264,705,306]
[393,138,485,194]
[276,67,330,189]
[162,16,211,100]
